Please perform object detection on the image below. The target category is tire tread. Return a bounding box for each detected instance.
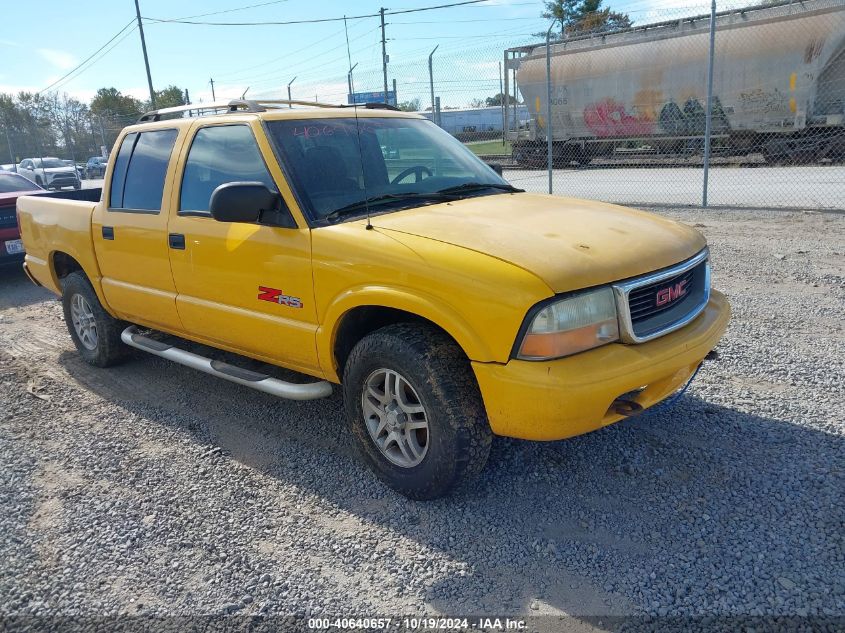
[343,322,492,499]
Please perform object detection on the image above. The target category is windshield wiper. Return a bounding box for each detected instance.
[436,182,524,195]
[325,192,456,223]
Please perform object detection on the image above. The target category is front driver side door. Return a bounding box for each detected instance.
[167,121,321,377]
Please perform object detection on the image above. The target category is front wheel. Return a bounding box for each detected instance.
[61,271,128,367]
[343,323,492,500]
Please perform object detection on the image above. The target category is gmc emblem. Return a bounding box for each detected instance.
[655,279,688,307]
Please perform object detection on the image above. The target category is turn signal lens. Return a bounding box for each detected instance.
[518,287,619,360]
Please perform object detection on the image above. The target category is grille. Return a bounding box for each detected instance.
[50,174,77,184]
[628,265,699,324]
[613,250,710,343]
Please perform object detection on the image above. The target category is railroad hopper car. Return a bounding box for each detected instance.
[506,0,845,165]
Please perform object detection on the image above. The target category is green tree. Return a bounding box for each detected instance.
[90,87,144,119]
[485,93,521,106]
[90,88,144,150]
[0,93,44,161]
[11,92,59,158]
[536,0,631,39]
[398,97,421,112]
[154,85,187,109]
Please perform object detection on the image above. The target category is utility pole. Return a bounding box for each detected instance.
[134,0,156,108]
[2,118,14,166]
[287,76,297,108]
[209,78,216,101]
[88,116,97,154]
[184,88,190,117]
[380,8,389,104]
[702,0,717,207]
[545,21,556,195]
[98,115,107,148]
[499,61,505,146]
[428,45,438,123]
[347,62,358,103]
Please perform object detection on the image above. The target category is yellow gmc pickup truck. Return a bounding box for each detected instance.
[17,99,729,499]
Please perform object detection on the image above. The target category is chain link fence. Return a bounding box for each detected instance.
[319,0,845,211]
[500,0,845,210]
[2,0,843,210]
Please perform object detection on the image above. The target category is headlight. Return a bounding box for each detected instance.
[517,286,619,360]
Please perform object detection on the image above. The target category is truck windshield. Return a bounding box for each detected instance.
[266,117,512,222]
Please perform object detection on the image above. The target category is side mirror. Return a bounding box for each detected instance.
[486,162,504,176]
[210,182,289,225]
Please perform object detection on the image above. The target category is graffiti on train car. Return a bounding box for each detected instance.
[583,96,732,137]
[583,99,656,137]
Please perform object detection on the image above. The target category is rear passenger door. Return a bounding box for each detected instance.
[167,122,321,376]
[91,126,185,331]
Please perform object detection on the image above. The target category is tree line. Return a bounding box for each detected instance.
[0,85,186,165]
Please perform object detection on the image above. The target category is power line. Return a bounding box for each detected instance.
[37,19,137,94]
[41,26,140,97]
[390,16,541,24]
[144,0,492,26]
[163,0,292,21]
[213,21,377,83]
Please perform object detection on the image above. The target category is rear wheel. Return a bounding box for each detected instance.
[61,271,127,367]
[343,323,492,500]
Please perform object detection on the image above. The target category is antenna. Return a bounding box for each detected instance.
[345,15,372,230]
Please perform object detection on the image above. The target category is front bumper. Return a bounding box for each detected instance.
[46,173,79,188]
[472,290,730,441]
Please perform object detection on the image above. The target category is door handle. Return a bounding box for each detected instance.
[102,226,114,240]
[168,233,186,250]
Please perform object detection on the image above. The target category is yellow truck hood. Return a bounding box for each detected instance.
[372,193,706,293]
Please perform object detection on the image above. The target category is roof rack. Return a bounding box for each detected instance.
[137,98,400,122]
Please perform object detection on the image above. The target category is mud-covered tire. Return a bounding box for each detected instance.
[343,323,492,500]
[61,271,127,367]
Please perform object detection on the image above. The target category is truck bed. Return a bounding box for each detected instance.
[17,188,103,295]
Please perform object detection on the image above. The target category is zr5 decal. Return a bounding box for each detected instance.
[258,286,303,308]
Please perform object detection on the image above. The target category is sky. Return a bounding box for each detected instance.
[1,0,714,109]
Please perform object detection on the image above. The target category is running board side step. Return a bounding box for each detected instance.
[120,326,333,401]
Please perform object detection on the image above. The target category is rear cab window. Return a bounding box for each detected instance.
[109,129,178,212]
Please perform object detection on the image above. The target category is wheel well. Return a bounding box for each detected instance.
[52,252,84,281]
[333,306,461,377]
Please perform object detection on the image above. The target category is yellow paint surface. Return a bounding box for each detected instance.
[16,107,730,442]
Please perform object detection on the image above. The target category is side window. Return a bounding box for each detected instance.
[109,133,137,209]
[121,130,178,211]
[180,125,275,215]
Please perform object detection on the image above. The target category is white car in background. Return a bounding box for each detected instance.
[17,157,81,190]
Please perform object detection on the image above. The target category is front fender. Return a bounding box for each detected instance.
[316,285,494,383]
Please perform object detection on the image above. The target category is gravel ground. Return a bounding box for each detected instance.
[0,206,843,632]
